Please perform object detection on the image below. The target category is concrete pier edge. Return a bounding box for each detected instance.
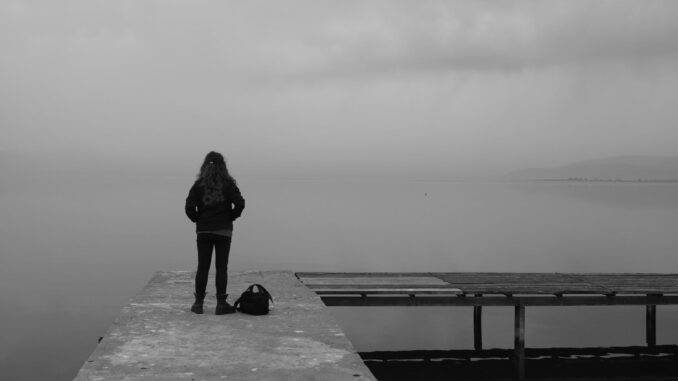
[75,270,375,380]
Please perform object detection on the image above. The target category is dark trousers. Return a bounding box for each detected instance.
[195,233,231,297]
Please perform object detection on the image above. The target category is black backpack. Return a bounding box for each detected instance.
[234,284,273,315]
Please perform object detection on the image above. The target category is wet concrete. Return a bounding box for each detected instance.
[75,271,375,380]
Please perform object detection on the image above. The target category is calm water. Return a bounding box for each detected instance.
[1,173,678,379]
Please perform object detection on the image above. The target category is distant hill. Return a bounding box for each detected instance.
[507,155,678,181]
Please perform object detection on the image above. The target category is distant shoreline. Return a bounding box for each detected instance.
[534,178,678,183]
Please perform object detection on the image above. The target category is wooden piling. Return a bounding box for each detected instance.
[514,305,525,381]
[473,294,483,351]
[646,303,657,347]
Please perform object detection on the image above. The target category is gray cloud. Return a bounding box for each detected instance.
[275,1,678,81]
[4,1,677,83]
[1,1,678,177]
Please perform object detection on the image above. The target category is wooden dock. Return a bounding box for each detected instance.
[297,272,678,380]
[75,271,375,380]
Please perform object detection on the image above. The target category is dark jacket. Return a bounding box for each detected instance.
[185,179,245,232]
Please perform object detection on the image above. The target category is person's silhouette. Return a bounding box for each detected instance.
[185,151,245,314]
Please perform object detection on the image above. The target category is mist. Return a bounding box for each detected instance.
[2,1,678,178]
[4,3,678,380]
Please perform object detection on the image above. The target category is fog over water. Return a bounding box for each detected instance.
[2,172,678,379]
[2,1,678,379]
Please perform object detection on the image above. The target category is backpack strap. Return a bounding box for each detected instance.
[251,283,273,302]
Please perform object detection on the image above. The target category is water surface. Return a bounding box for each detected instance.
[1,174,677,379]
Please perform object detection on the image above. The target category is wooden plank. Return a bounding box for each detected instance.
[577,278,678,284]
[435,272,583,283]
[299,272,678,297]
[320,294,678,307]
[578,278,678,283]
[605,288,678,292]
[300,272,678,279]
[298,276,449,286]
[297,272,434,278]
[305,283,460,290]
[453,283,608,295]
[437,273,610,295]
[514,305,526,381]
[571,274,678,294]
[573,273,678,279]
[311,287,462,295]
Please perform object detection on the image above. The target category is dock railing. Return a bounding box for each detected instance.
[296,272,678,380]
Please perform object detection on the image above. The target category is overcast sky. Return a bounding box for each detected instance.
[2,1,678,177]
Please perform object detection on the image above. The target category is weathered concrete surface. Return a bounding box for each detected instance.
[75,271,375,381]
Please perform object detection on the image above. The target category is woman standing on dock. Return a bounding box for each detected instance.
[185,151,245,315]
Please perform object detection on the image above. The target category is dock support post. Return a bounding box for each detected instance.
[514,305,525,381]
[473,294,483,351]
[646,304,656,347]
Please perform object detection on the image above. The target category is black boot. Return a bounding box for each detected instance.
[191,292,205,314]
[215,293,236,315]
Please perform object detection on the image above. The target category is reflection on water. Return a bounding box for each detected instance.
[1,174,677,379]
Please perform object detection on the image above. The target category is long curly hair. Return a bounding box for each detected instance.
[196,151,236,205]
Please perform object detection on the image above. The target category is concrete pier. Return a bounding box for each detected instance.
[75,271,375,380]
